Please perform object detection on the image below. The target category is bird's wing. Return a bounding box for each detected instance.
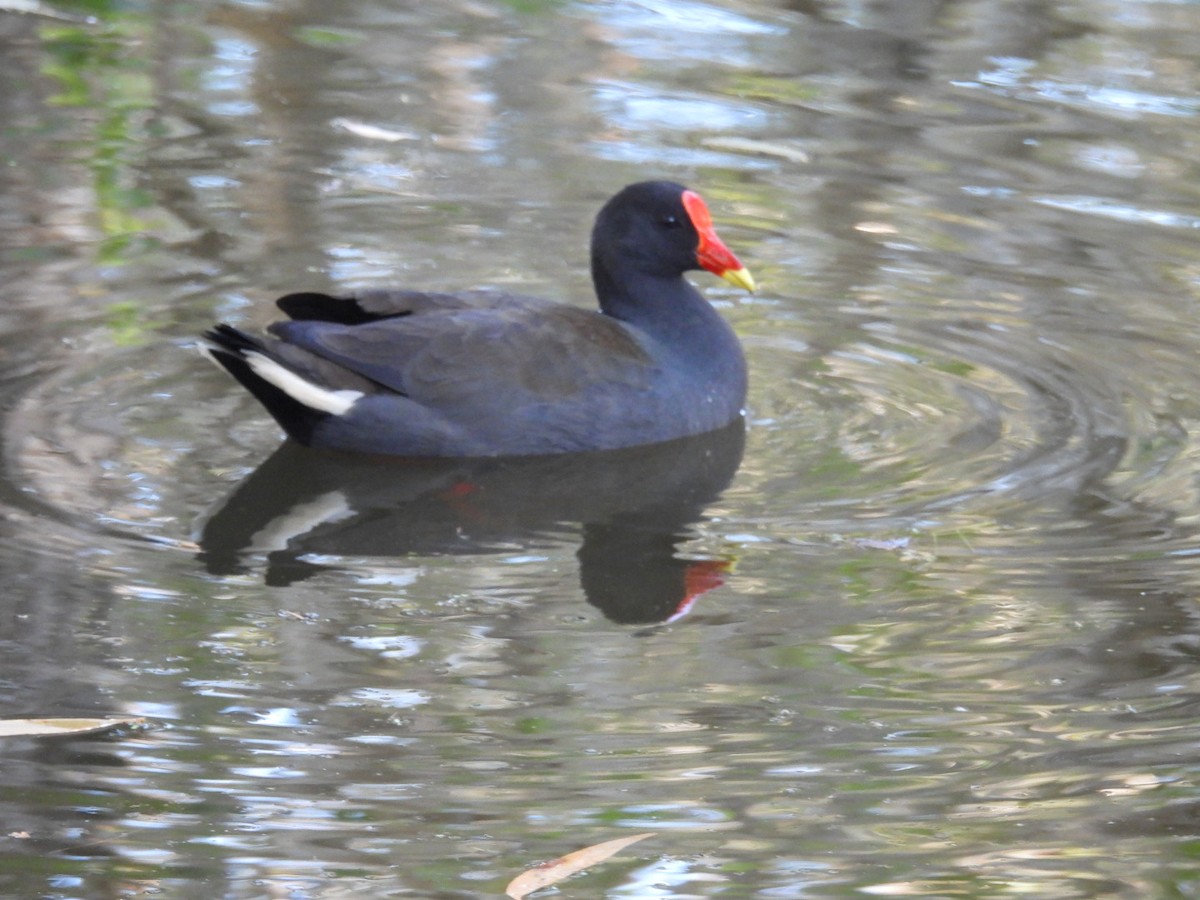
[268,299,658,409]
[276,288,527,324]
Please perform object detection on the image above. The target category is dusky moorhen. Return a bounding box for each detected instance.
[202,180,755,456]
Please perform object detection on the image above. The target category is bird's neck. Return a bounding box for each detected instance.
[592,262,745,404]
[592,263,715,333]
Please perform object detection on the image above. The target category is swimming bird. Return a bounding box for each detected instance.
[202,180,754,457]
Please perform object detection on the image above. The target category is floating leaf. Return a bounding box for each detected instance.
[0,717,144,738]
[703,136,811,164]
[0,0,93,22]
[506,832,655,899]
[331,117,418,143]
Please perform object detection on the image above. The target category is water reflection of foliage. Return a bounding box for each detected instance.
[40,7,155,260]
[35,2,159,347]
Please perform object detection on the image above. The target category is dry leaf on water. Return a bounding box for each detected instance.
[506,832,655,899]
[0,717,145,739]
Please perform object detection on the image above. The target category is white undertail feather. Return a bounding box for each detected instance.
[243,352,364,415]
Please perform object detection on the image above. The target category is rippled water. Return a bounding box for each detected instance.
[5,0,1200,896]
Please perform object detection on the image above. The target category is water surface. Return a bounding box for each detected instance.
[4,0,1200,896]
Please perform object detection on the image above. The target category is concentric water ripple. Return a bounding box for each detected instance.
[7,0,1200,896]
[6,288,1198,575]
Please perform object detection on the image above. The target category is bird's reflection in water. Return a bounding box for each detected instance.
[198,420,745,624]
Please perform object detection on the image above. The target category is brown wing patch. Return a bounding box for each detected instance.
[402,305,655,402]
[272,300,656,407]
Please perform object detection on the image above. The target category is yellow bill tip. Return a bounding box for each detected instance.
[720,266,756,294]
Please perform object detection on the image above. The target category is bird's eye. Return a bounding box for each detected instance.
[661,214,682,229]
